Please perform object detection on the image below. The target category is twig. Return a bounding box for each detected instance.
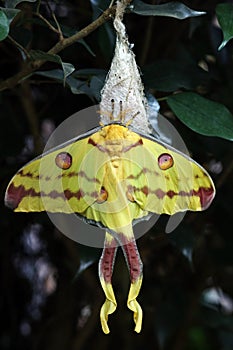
[36,0,42,13]
[109,0,116,7]
[33,12,61,35]
[45,0,64,40]
[7,35,30,59]
[0,5,117,92]
[51,11,64,41]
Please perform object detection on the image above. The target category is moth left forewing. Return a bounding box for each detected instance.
[5,130,103,213]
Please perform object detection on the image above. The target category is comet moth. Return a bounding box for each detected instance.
[5,0,215,334]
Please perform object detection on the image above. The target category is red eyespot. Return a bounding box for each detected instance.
[55,152,72,169]
[158,153,173,170]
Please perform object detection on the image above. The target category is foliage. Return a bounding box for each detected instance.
[0,1,233,350]
[167,92,233,140]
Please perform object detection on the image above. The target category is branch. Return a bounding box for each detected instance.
[33,12,61,35]
[0,5,116,92]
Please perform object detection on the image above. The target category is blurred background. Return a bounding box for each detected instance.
[0,1,233,349]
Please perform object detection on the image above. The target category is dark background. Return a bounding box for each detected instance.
[0,1,233,349]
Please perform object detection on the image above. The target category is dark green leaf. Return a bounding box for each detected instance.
[74,68,107,98]
[216,3,233,50]
[10,26,32,52]
[90,75,106,101]
[130,0,206,19]
[0,7,20,24]
[91,1,115,59]
[55,24,96,57]
[67,79,91,95]
[167,92,233,141]
[5,0,37,8]
[36,68,107,97]
[78,39,96,57]
[142,60,208,92]
[35,69,65,80]
[0,10,9,41]
[98,22,115,61]
[60,62,75,83]
[35,69,92,96]
[30,50,75,83]
[90,0,110,20]
[73,68,107,77]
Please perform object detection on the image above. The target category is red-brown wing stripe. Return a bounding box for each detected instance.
[57,171,101,183]
[131,185,215,210]
[126,168,160,180]
[5,183,97,210]
[18,170,100,184]
[88,137,143,154]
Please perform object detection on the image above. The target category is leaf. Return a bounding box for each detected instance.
[5,0,37,8]
[73,69,107,99]
[130,0,206,20]
[167,92,233,141]
[35,68,107,97]
[35,69,92,95]
[73,68,107,77]
[0,10,9,41]
[29,50,75,84]
[90,0,115,60]
[90,75,106,101]
[0,7,21,42]
[90,0,110,20]
[78,38,96,57]
[142,60,208,92]
[54,23,96,57]
[0,7,20,24]
[98,22,115,61]
[216,3,233,50]
[60,62,75,83]
[67,77,91,96]
[10,26,32,54]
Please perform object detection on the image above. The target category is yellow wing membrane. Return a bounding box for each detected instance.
[5,124,215,232]
[125,135,215,215]
[5,129,103,214]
